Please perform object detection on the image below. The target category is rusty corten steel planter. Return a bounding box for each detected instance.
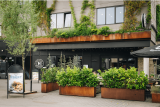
[32,31,151,44]
[152,93,160,103]
[101,87,145,101]
[59,86,96,97]
[41,82,59,93]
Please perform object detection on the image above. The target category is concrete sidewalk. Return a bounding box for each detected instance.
[0,79,160,107]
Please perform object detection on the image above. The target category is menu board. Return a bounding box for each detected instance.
[32,72,38,81]
[8,73,23,93]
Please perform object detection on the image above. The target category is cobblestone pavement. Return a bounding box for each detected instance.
[0,79,160,107]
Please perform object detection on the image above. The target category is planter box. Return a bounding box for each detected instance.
[59,86,96,97]
[101,87,145,101]
[41,82,59,93]
[152,93,160,103]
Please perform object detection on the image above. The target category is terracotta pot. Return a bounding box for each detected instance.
[101,87,145,101]
[152,93,160,103]
[59,86,96,97]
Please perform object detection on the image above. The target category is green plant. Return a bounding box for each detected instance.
[41,67,59,83]
[56,66,99,87]
[122,1,146,31]
[146,1,151,24]
[156,5,160,39]
[98,67,148,90]
[150,74,154,77]
[151,86,160,93]
[97,26,110,36]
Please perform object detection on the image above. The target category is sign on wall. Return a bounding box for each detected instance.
[8,73,23,93]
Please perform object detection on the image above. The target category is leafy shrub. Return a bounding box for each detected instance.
[50,28,58,37]
[41,67,59,83]
[97,26,110,35]
[98,67,148,90]
[56,66,99,87]
[151,86,160,93]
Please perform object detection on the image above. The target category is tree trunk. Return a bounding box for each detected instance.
[22,54,25,92]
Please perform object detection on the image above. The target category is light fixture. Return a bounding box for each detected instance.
[120,12,121,13]
[101,14,103,15]
[72,49,75,52]
[1,50,3,52]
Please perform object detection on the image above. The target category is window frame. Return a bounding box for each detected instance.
[96,5,125,26]
[50,12,71,29]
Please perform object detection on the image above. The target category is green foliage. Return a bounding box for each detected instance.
[0,0,38,70]
[99,67,148,90]
[151,86,160,93]
[122,0,151,31]
[146,1,151,24]
[97,26,110,36]
[56,66,99,87]
[69,0,78,28]
[156,5,160,39]
[41,67,59,83]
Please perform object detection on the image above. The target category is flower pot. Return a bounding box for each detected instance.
[59,86,96,97]
[101,87,145,101]
[152,93,160,103]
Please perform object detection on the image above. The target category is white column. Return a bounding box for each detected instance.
[143,58,149,77]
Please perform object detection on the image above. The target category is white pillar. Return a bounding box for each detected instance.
[143,58,149,77]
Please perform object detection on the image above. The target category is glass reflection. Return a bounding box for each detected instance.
[116,6,124,23]
[97,8,105,25]
[106,7,115,24]
[50,14,56,29]
[57,13,64,28]
[65,14,71,27]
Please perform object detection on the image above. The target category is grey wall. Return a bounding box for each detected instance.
[38,0,156,44]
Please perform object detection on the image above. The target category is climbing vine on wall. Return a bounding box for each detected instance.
[33,0,56,34]
[69,0,78,28]
[122,0,147,31]
[156,5,160,39]
[146,1,151,24]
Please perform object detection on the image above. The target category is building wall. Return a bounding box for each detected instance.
[44,0,150,33]
[151,0,157,44]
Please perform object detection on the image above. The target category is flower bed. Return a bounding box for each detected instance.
[98,67,148,101]
[56,67,99,97]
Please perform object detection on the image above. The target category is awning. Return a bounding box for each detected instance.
[36,40,150,50]
[131,44,160,58]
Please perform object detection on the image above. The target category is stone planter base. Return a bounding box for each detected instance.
[59,86,96,97]
[101,87,145,101]
[152,93,160,103]
[41,82,59,93]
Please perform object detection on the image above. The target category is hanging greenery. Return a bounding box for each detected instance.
[146,1,151,24]
[33,0,56,34]
[156,5,160,39]
[69,0,78,28]
[122,0,146,31]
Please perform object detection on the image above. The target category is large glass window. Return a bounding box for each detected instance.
[106,7,115,24]
[50,14,56,29]
[116,6,124,23]
[57,13,64,28]
[97,8,105,25]
[97,6,124,25]
[65,14,71,27]
[50,12,71,29]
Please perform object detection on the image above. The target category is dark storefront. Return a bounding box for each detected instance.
[32,40,151,80]
[0,40,31,79]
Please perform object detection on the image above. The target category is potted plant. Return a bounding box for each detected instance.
[151,85,160,103]
[98,67,148,101]
[41,67,59,93]
[56,66,99,97]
